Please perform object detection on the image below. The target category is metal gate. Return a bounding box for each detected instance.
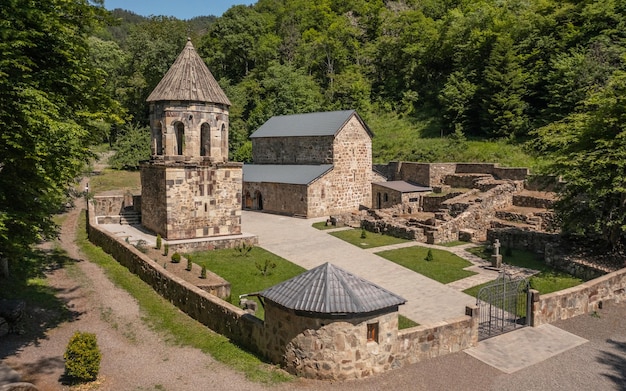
[476,275,530,341]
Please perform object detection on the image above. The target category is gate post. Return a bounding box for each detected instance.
[466,305,480,346]
[528,289,540,327]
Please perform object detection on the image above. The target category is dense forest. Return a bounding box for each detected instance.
[1,0,624,268]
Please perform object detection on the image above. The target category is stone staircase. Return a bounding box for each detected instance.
[490,190,557,232]
[120,209,141,225]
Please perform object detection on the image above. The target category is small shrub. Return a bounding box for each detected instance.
[235,243,253,257]
[64,331,101,382]
[155,234,162,250]
[200,265,207,279]
[134,239,148,253]
[171,252,181,263]
[360,229,367,239]
[163,243,169,256]
[186,255,192,271]
[125,237,130,244]
[425,249,434,262]
[255,259,277,276]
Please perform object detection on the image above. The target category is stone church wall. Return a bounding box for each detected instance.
[243,182,308,216]
[141,162,242,240]
[252,136,334,164]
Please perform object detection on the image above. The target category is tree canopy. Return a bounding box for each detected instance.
[0,0,121,271]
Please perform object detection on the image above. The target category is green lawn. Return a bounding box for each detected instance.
[191,248,306,320]
[312,221,337,230]
[329,229,410,248]
[377,246,477,284]
[398,314,419,329]
[464,246,583,296]
[89,168,141,193]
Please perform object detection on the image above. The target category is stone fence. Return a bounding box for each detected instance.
[86,203,481,380]
[531,266,626,326]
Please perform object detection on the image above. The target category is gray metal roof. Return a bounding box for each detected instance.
[259,262,406,316]
[243,164,332,185]
[373,181,432,193]
[146,39,231,105]
[250,110,373,138]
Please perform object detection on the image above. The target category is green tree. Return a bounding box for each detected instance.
[531,70,626,251]
[108,124,151,170]
[0,0,120,276]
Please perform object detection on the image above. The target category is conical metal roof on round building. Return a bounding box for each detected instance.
[146,38,231,105]
[259,262,405,318]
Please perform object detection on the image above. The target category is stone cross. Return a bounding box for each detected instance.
[493,239,501,256]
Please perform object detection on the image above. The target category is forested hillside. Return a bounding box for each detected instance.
[1,0,624,257]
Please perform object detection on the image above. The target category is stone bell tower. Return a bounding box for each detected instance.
[140,38,242,240]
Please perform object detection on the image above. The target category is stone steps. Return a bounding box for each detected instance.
[120,211,141,225]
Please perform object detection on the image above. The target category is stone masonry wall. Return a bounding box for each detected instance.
[487,228,560,255]
[87,207,263,354]
[327,115,373,211]
[150,101,229,161]
[252,136,334,165]
[243,182,308,216]
[531,267,626,326]
[141,162,242,240]
[455,163,529,180]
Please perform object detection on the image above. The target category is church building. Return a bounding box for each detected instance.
[140,39,242,240]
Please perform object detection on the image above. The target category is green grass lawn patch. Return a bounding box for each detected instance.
[77,213,292,384]
[398,315,419,329]
[89,168,141,193]
[312,221,337,230]
[376,246,477,284]
[329,229,410,248]
[464,246,583,295]
[191,248,306,320]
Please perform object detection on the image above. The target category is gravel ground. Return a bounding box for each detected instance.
[1,180,625,390]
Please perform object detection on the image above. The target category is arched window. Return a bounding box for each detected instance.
[175,122,185,155]
[200,123,210,157]
[255,191,263,210]
[221,123,227,160]
[155,122,163,155]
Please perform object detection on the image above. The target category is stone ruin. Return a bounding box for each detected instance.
[338,162,560,247]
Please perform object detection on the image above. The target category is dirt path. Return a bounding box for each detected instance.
[1,186,270,391]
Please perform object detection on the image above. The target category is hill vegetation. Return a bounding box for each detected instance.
[1,0,624,270]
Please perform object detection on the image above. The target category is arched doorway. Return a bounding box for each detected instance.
[175,122,185,155]
[255,191,263,210]
[245,191,253,209]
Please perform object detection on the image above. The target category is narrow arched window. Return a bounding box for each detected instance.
[221,123,227,160]
[200,123,210,157]
[155,122,163,155]
[175,122,185,155]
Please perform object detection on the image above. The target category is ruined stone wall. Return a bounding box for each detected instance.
[395,163,458,187]
[93,195,125,217]
[486,228,560,255]
[252,136,334,164]
[531,267,626,326]
[150,101,229,161]
[371,184,402,209]
[141,162,242,240]
[430,182,520,243]
[243,182,308,216]
[455,163,529,181]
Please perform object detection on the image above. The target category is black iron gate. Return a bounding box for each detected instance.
[476,275,530,341]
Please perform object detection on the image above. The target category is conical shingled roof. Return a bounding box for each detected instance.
[259,263,405,316]
[146,39,231,105]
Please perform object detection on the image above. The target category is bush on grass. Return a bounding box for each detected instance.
[64,331,101,382]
